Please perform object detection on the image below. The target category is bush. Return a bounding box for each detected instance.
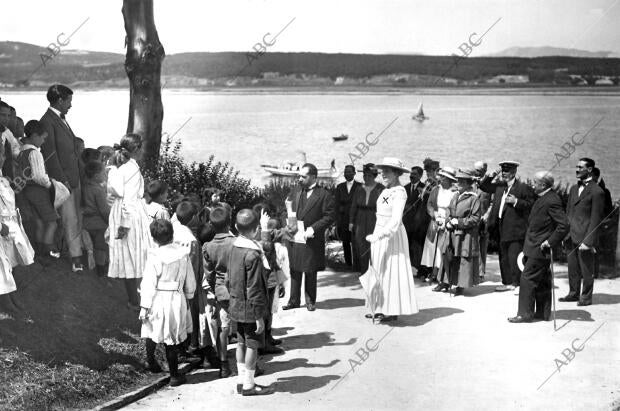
[143,135,262,214]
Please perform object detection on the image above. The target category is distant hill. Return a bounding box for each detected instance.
[1,41,620,88]
[489,46,615,58]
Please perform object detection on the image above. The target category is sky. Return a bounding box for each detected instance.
[2,0,620,56]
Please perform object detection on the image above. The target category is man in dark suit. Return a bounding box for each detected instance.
[39,84,84,272]
[560,158,605,306]
[334,165,361,269]
[283,163,336,311]
[403,166,428,273]
[480,161,535,292]
[509,171,568,323]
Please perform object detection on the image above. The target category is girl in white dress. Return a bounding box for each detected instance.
[0,176,35,313]
[107,134,154,309]
[365,158,419,323]
[139,219,196,387]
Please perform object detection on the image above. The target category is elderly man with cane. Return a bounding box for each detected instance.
[508,171,568,323]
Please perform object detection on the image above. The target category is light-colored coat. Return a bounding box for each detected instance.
[140,243,196,345]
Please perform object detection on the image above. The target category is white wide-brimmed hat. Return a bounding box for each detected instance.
[437,166,458,182]
[375,157,410,173]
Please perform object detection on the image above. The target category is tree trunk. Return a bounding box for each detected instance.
[616,208,620,275]
[122,0,165,169]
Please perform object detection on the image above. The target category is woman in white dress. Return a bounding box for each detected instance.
[365,157,418,323]
[419,167,458,290]
[107,134,154,309]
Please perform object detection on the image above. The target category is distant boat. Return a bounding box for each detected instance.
[412,103,429,121]
[332,134,349,141]
[261,158,338,178]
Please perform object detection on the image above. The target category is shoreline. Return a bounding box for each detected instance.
[3,86,620,96]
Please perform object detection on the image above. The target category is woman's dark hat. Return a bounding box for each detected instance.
[359,163,379,174]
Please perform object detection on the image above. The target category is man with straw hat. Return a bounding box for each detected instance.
[479,161,535,292]
[508,171,568,323]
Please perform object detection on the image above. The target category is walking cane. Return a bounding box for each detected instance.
[549,248,557,331]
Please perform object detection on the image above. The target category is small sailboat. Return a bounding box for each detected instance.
[332,134,348,141]
[412,103,429,121]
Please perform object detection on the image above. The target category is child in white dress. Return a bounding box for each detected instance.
[107,134,154,309]
[145,180,170,221]
[139,219,196,387]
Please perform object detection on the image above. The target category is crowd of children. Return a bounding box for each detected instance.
[0,97,291,395]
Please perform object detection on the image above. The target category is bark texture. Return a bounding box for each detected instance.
[122,0,165,169]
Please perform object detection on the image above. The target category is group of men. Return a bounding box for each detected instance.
[332,156,611,323]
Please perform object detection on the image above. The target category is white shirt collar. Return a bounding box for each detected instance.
[49,106,64,118]
[21,143,40,151]
[307,183,317,191]
[507,177,516,187]
[538,187,552,197]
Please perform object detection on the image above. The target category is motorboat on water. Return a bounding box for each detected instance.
[261,158,338,178]
[332,134,348,141]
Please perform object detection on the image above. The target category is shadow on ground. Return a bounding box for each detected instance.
[593,293,620,305]
[389,307,464,328]
[318,269,362,290]
[262,358,340,375]
[554,309,594,322]
[274,374,341,394]
[283,331,357,350]
[0,262,144,370]
[319,298,365,310]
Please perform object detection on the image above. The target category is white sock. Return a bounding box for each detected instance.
[243,368,256,390]
[237,363,245,384]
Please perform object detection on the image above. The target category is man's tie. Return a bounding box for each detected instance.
[298,188,308,213]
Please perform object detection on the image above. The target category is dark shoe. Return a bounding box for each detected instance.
[508,315,533,323]
[380,315,397,322]
[577,300,592,306]
[259,345,284,355]
[242,383,274,396]
[306,303,316,311]
[268,338,282,346]
[170,374,187,387]
[282,303,299,310]
[219,362,232,378]
[559,296,579,302]
[145,361,163,373]
[453,287,464,296]
[365,313,377,319]
[432,284,447,292]
[204,346,220,368]
[373,313,385,321]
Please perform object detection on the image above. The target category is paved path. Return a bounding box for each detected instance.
[126,256,620,410]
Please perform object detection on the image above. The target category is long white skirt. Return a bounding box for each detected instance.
[369,224,418,316]
[141,290,192,345]
[0,249,15,295]
[108,199,153,279]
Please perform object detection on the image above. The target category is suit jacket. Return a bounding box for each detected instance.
[286,184,336,272]
[566,181,605,247]
[480,178,535,243]
[40,109,81,188]
[403,180,432,241]
[523,190,569,259]
[334,180,361,229]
